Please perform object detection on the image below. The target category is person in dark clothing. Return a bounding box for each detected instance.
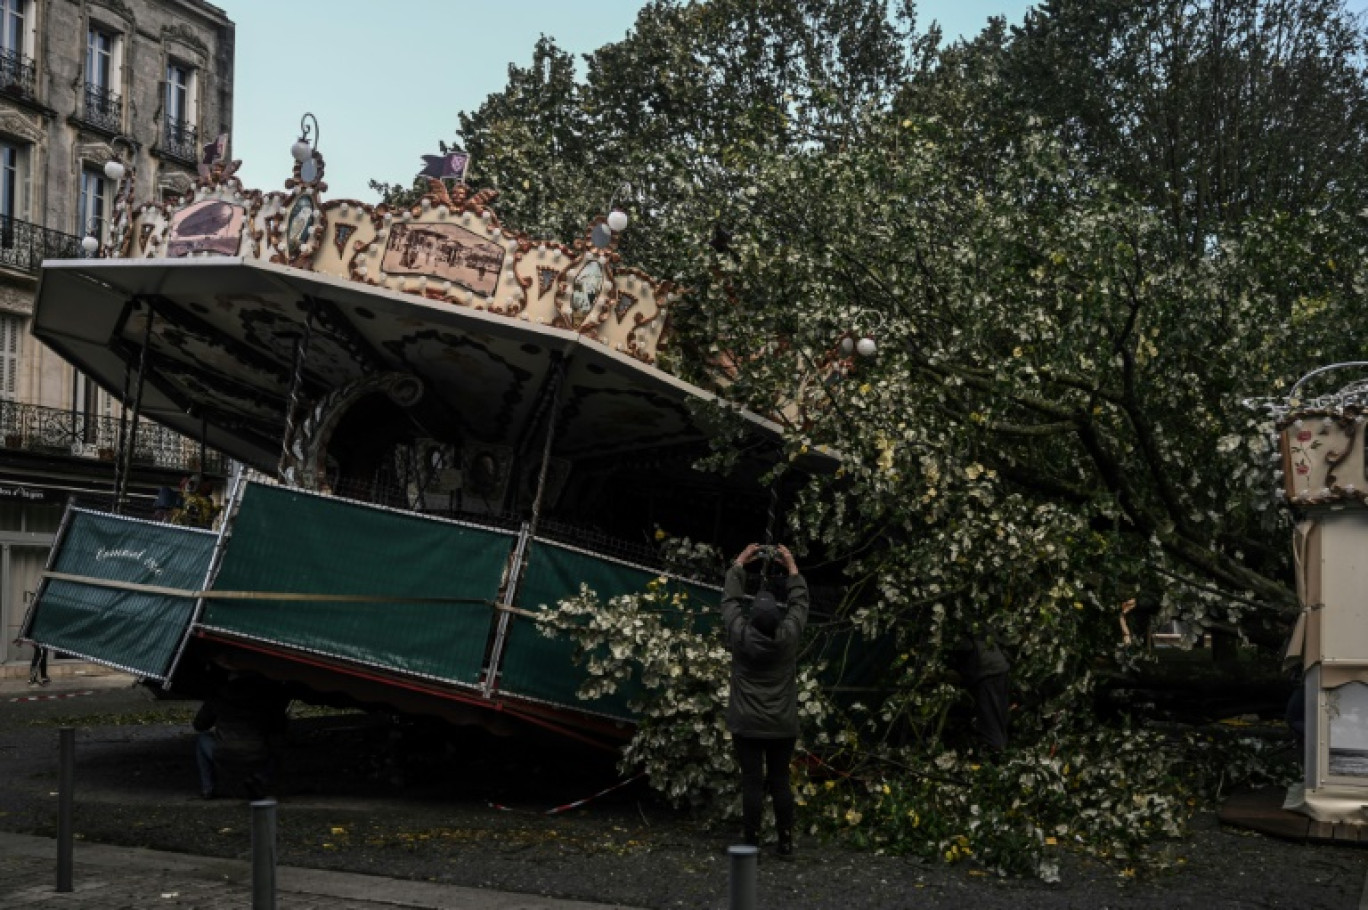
[25,642,49,686]
[722,542,810,859]
[949,636,1010,752]
[193,669,291,800]
[1286,673,1306,754]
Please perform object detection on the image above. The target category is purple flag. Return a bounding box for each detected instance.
[198,133,228,177]
[418,151,469,181]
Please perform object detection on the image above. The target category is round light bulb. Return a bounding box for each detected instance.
[80,234,99,254]
[290,139,312,163]
[103,159,125,181]
[607,209,629,232]
[856,336,877,357]
[838,336,855,357]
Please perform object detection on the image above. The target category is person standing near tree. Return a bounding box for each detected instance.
[722,542,809,859]
[19,640,48,686]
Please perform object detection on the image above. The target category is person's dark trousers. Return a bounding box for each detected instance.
[28,646,47,684]
[734,735,797,845]
[972,672,1009,751]
[196,731,218,797]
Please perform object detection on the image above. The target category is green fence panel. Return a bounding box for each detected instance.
[500,540,720,719]
[203,484,513,686]
[29,508,217,679]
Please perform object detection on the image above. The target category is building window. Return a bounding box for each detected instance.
[72,370,105,443]
[0,0,34,96]
[78,167,107,253]
[0,0,22,52]
[164,62,197,161]
[83,26,121,131]
[0,140,21,221]
[0,313,21,401]
[0,139,29,262]
[87,28,111,90]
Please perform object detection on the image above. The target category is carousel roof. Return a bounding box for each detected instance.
[32,255,787,476]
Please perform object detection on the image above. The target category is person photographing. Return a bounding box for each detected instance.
[722,542,809,859]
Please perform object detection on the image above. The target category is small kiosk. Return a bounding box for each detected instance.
[1277,364,1368,823]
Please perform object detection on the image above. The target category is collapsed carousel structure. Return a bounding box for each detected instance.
[18,147,825,747]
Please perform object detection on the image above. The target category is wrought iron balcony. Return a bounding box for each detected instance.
[0,399,227,474]
[0,215,84,273]
[0,47,35,98]
[163,116,197,163]
[81,82,122,133]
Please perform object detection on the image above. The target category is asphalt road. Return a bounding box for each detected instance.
[1,677,1365,909]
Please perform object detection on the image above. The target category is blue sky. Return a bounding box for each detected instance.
[220,0,1366,201]
[219,1,1037,200]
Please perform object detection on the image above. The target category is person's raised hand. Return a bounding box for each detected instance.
[736,543,761,566]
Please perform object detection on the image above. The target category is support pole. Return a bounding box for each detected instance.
[278,301,316,483]
[728,844,758,910]
[56,727,74,892]
[114,301,155,513]
[483,354,570,697]
[251,798,277,910]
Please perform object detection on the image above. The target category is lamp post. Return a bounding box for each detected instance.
[80,217,102,257]
[836,309,886,359]
[102,134,137,206]
[291,112,321,182]
[592,181,632,248]
[94,135,137,257]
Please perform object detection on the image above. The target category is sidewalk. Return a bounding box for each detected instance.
[0,831,645,909]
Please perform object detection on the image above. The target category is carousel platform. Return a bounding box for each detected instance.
[1220,788,1368,846]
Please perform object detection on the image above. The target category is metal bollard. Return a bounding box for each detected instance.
[56,726,74,892]
[250,798,277,910]
[728,844,759,910]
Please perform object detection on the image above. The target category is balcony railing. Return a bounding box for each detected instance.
[0,215,84,273]
[81,82,121,133]
[0,400,227,474]
[163,116,197,163]
[0,46,35,98]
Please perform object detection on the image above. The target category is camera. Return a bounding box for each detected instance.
[756,545,779,560]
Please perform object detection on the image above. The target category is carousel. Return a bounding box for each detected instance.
[18,133,824,747]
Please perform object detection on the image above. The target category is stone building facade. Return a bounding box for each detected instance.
[0,0,234,676]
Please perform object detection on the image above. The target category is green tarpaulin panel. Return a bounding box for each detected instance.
[500,539,720,720]
[29,508,217,680]
[203,483,513,686]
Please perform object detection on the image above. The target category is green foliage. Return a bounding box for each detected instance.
[538,576,837,811]
[798,725,1295,879]
[383,0,1367,880]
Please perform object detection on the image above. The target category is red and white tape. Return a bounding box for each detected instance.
[489,772,646,815]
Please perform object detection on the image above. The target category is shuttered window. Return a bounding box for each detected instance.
[0,313,21,400]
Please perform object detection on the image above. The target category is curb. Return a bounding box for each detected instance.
[0,831,644,909]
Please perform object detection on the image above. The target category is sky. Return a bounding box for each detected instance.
[221,0,1368,201]
[218,1,1039,201]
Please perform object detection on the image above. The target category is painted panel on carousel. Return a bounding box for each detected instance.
[114,149,678,367]
[1278,410,1368,506]
[166,199,248,258]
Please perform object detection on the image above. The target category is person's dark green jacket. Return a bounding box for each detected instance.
[721,563,810,738]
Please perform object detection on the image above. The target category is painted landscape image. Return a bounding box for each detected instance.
[1328,682,1368,776]
[166,200,244,258]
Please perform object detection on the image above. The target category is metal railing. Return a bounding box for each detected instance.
[80,83,121,133]
[163,116,197,162]
[0,215,84,273]
[0,399,226,474]
[0,46,35,97]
